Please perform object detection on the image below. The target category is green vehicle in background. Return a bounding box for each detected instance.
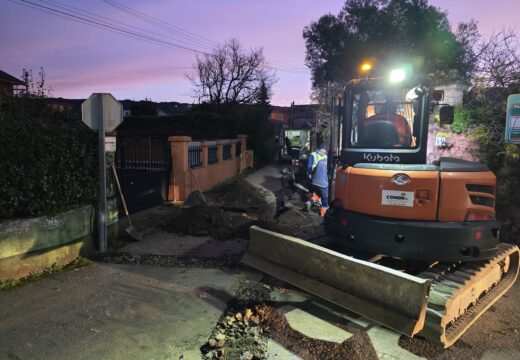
[280,129,311,162]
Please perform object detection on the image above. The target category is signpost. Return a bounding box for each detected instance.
[82,94,123,252]
[506,94,520,144]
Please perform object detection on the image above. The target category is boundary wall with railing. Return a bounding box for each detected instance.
[168,135,253,203]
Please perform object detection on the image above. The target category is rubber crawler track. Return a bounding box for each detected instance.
[418,243,520,348]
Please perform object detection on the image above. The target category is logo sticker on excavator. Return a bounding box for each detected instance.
[382,190,414,207]
[363,153,400,162]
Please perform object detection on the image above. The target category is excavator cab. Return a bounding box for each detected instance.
[353,88,415,148]
[341,79,428,165]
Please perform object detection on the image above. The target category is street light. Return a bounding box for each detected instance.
[360,62,372,73]
[359,62,372,74]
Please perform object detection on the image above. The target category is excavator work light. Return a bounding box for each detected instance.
[389,68,406,83]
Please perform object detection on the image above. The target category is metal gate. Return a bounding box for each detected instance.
[115,138,171,214]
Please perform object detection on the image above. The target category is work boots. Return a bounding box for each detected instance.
[320,208,327,217]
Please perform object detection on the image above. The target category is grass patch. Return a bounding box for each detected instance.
[0,256,91,291]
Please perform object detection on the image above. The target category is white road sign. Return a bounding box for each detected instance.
[81,93,123,132]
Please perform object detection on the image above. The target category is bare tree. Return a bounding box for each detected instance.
[187,39,276,106]
[308,81,344,150]
[20,67,52,98]
[474,29,520,87]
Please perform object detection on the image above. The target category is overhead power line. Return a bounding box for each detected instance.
[103,0,217,50]
[38,0,212,53]
[102,0,309,73]
[10,0,310,74]
[11,0,205,54]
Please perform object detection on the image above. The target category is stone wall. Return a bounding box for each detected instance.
[0,205,117,281]
[426,122,480,164]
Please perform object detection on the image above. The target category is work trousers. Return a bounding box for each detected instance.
[310,184,329,209]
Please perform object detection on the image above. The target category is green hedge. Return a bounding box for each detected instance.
[228,104,276,167]
[0,95,98,219]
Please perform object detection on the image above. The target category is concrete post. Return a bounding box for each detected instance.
[230,140,238,159]
[168,136,191,203]
[237,135,248,172]
[201,141,209,167]
[216,140,224,164]
[237,134,248,151]
[231,139,239,173]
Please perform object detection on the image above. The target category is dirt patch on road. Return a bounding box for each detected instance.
[261,306,378,360]
[103,252,244,269]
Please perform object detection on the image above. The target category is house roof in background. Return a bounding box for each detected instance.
[0,69,24,85]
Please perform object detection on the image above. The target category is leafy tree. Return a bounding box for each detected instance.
[303,0,474,93]
[454,20,481,82]
[187,39,276,107]
[255,80,271,106]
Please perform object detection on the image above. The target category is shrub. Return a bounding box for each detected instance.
[229,104,276,167]
[0,94,98,219]
[451,105,471,133]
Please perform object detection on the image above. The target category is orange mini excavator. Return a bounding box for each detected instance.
[243,65,519,347]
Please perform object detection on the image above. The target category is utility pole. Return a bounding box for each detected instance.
[290,101,295,128]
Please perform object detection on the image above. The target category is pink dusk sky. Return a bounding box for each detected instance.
[1,0,518,106]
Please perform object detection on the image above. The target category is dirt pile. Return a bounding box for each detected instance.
[163,204,257,240]
[164,176,276,241]
[209,175,270,213]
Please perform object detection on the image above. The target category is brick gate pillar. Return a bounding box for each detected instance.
[237,134,248,151]
[216,140,224,164]
[237,134,248,172]
[168,136,191,203]
[200,141,209,168]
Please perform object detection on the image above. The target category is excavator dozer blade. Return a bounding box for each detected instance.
[242,226,431,337]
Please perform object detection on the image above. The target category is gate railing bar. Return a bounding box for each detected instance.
[223,143,232,160]
[188,142,202,168]
[208,143,218,164]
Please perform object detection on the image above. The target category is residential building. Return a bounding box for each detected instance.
[0,69,24,95]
